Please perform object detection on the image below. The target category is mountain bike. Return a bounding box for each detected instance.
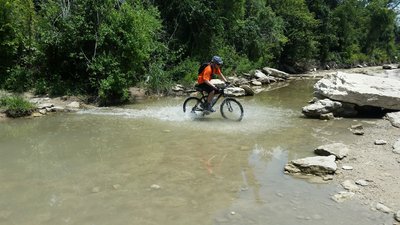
[182,84,244,121]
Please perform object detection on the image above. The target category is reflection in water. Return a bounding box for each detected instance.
[0,80,392,225]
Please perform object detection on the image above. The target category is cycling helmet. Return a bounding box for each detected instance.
[211,56,223,65]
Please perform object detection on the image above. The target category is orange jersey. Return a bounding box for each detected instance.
[197,65,221,84]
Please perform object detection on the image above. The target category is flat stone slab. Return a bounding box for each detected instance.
[314,143,350,159]
[314,72,400,110]
[285,155,337,176]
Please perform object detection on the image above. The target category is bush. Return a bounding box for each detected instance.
[0,95,35,118]
[168,58,199,87]
[4,65,34,93]
[98,73,129,106]
[144,60,173,95]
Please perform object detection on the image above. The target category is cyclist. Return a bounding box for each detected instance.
[196,55,228,112]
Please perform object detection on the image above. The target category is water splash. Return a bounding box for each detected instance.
[77,102,298,133]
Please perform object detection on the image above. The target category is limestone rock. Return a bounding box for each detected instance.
[302,98,357,118]
[395,210,400,222]
[314,72,400,110]
[393,139,400,154]
[261,67,290,79]
[376,203,392,213]
[341,180,359,191]
[66,101,80,108]
[314,143,350,160]
[332,191,354,203]
[374,140,387,145]
[224,87,246,97]
[240,85,255,96]
[284,155,337,176]
[385,111,400,128]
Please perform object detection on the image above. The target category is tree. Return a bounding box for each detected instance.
[229,1,286,65]
[267,0,319,72]
[36,0,163,104]
[0,0,36,91]
[364,0,397,62]
[332,0,368,64]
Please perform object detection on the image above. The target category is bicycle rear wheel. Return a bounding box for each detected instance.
[220,98,244,121]
[183,97,204,116]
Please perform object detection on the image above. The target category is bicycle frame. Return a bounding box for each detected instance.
[195,86,227,107]
[184,84,244,121]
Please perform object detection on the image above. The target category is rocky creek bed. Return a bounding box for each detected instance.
[1,65,400,223]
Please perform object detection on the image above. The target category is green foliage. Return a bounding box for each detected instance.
[364,0,396,59]
[268,0,319,71]
[0,0,37,89]
[230,4,287,65]
[4,65,34,92]
[98,73,129,106]
[145,59,173,95]
[168,58,199,86]
[1,0,400,101]
[35,0,163,104]
[211,40,255,75]
[0,95,35,118]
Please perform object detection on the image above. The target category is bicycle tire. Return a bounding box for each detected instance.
[220,98,244,121]
[183,97,204,115]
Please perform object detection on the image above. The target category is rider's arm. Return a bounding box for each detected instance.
[218,73,228,83]
[205,79,218,90]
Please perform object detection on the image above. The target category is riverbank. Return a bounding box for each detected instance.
[335,118,400,220]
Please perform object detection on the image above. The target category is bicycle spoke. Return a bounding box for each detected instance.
[220,98,244,121]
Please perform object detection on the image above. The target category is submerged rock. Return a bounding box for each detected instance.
[376,203,392,213]
[332,191,355,203]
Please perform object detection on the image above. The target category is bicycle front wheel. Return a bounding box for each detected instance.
[220,98,244,121]
[183,97,203,116]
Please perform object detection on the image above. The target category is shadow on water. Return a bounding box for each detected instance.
[0,80,393,225]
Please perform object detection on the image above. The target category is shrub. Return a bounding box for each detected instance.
[144,60,173,95]
[168,58,199,87]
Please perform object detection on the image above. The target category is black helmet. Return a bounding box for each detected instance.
[211,56,223,65]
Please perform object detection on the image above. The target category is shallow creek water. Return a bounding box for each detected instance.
[0,80,393,225]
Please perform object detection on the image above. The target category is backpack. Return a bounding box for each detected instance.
[198,62,210,75]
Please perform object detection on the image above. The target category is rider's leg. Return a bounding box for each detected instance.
[207,90,214,104]
[206,90,216,112]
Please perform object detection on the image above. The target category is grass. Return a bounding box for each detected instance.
[0,94,36,118]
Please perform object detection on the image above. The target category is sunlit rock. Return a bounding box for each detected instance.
[314,72,400,110]
[67,101,80,108]
[261,67,290,80]
[224,87,246,97]
[240,85,255,96]
[332,191,354,203]
[374,140,387,145]
[385,111,400,128]
[376,203,392,214]
[395,210,400,222]
[302,98,357,118]
[284,155,337,176]
[393,139,400,155]
[314,143,350,159]
[341,180,359,191]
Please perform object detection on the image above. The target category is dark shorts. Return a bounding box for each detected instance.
[196,83,215,93]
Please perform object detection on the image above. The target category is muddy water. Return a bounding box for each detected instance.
[0,80,393,225]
